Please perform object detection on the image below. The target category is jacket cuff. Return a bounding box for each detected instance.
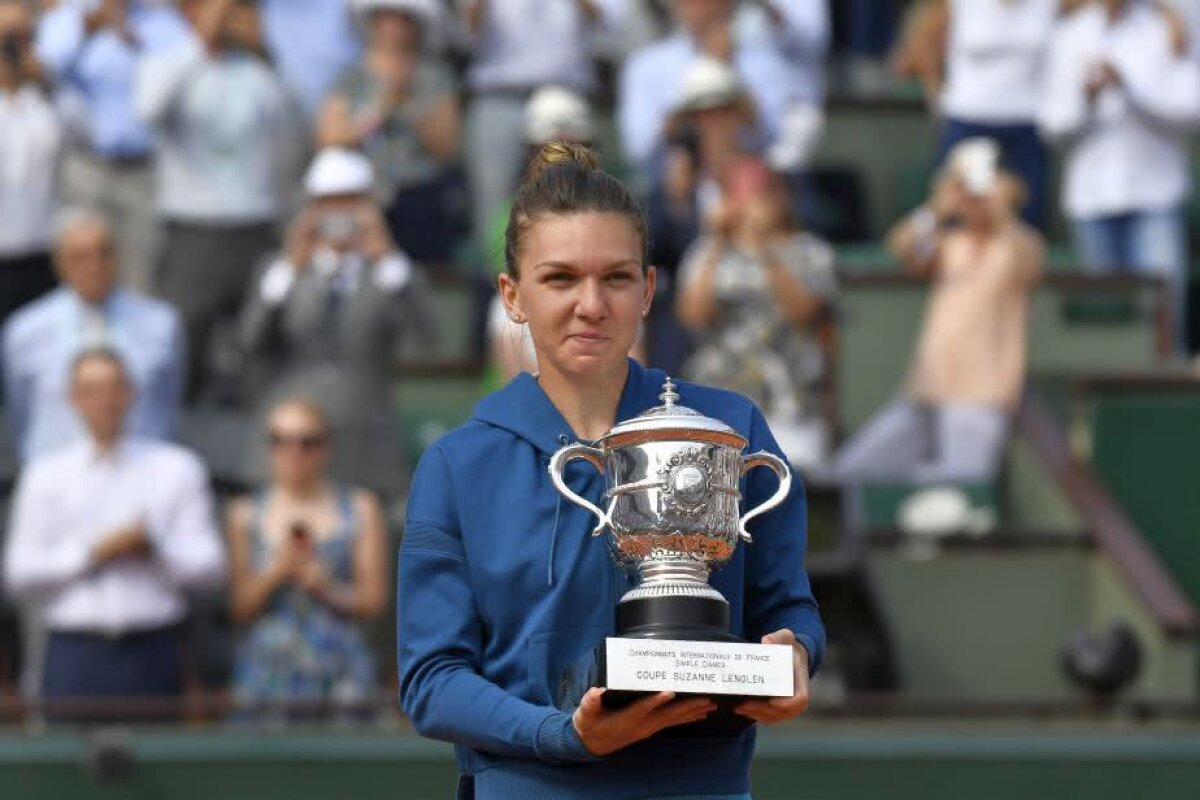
[534,711,600,764]
[795,632,823,677]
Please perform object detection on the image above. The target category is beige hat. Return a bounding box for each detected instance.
[524,86,595,144]
[674,57,748,114]
[304,148,375,197]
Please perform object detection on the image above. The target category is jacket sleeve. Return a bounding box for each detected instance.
[398,445,596,764]
[740,406,826,675]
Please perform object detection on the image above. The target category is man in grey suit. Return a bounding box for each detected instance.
[239,148,438,498]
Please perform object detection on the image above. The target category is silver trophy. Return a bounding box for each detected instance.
[549,379,795,729]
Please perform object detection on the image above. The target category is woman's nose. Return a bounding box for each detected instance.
[574,279,608,319]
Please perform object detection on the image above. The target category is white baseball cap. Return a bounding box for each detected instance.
[524,86,595,144]
[304,148,375,198]
[674,57,748,114]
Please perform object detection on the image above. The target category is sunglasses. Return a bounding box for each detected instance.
[267,431,328,452]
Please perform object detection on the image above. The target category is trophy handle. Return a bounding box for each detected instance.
[738,451,792,543]
[548,444,611,536]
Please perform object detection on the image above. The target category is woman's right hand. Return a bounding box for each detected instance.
[268,539,305,585]
[284,208,320,269]
[572,688,716,757]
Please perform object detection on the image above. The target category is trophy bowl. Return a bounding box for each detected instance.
[549,378,791,614]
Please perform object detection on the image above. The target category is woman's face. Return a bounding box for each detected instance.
[501,212,654,381]
[267,404,331,485]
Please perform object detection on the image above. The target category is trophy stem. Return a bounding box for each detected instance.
[637,561,712,588]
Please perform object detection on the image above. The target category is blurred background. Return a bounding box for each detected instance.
[2,0,1200,798]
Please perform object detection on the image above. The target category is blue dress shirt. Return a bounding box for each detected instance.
[618,32,797,171]
[2,288,185,462]
[35,0,191,158]
[260,0,360,117]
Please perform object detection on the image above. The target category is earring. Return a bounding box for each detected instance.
[510,313,524,323]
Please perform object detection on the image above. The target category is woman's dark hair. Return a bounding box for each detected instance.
[504,141,648,277]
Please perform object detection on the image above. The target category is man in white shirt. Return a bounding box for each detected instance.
[1039,0,1200,354]
[3,348,225,718]
[0,0,61,325]
[3,210,185,462]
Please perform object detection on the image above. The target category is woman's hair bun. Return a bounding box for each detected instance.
[523,140,601,184]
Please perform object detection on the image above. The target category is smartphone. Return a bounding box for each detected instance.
[290,521,313,550]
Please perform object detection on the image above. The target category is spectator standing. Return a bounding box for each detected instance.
[239,148,438,498]
[136,0,297,398]
[259,0,360,119]
[894,0,1058,230]
[3,211,184,463]
[735,0,829,171]
[227,399,386,716]
[0,0,61,325]
[319,0,463,265]
[35,0,191,291]
[644,56,754,375]
[676,156,837,471]
[618,0,794,175]
[836,139,1043,484]
[458,0,624,249]
[3,349,225,718]
[1038,0,1200,354]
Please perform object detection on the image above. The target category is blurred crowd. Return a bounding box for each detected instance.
[0,0,1198,720]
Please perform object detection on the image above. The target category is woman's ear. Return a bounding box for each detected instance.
[642,266,657,318]
[497,272,525,323]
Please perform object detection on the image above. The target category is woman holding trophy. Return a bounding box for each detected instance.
[397,141,825,799]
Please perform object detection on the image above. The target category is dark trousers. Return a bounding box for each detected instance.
[157,220,277,400]
[42,626,182,722]
[387,168,468,265]
[938,118,1048,232]
[0,251,58,327]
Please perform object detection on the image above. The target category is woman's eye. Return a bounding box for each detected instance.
[606,272,635,283]
[545,273,573,284]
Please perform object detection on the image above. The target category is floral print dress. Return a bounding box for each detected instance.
[232,490,377,712]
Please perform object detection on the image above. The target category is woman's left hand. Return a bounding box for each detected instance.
[357,204,395,264]
[295,558,332,599]
[734,629,811,724]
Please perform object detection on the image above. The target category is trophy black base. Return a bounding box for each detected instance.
[557,594,760,738]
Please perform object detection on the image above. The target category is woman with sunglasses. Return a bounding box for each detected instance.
[227,399,387,717]
[398,141,825,799]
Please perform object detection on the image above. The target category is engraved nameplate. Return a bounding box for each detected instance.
[605,638,794,698]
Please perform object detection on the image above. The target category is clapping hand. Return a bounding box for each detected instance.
[91,521,152,566]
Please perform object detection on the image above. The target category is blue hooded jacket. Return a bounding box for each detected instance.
[398,359,825,799]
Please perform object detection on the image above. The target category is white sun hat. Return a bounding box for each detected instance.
[673,56,749,115]
[524,86,595,144]
[304,148,376,198]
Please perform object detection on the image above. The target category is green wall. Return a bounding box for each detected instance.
[4,726,1200,800]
